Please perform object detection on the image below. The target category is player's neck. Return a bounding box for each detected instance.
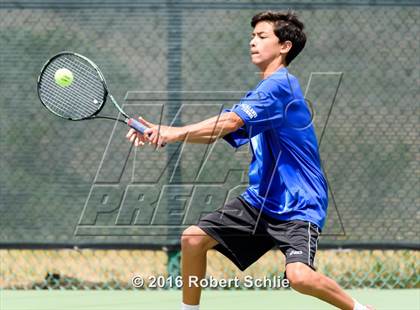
[259,59,287,79]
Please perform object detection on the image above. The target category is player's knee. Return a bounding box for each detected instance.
[181,226,210,253]
[286,264,312,291]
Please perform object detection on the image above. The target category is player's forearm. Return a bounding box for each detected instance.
[183,136,216,144]
[177,112,243,143]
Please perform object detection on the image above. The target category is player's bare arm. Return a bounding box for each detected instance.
[126,112,244,147]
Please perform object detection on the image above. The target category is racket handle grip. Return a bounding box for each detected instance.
[127,118,147,134]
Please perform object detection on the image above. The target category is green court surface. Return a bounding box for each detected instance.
[1,289,419,310]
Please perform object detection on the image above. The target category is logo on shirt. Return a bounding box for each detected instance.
[241,104,257,119]
[289,250,303,256]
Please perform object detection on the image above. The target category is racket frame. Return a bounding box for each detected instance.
[37,51,147,133]
[37,51,109,121]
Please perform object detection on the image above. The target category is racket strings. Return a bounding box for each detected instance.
[42,79,97,119]
[51,56,104,110]
[50,56,104,116]
[41,61,101,118]
[42,59,99,116]
[38,54,106,120]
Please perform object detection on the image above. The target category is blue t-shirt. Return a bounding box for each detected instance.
[223,67,328,229]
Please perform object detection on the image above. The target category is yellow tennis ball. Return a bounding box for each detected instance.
[54,68,74,87]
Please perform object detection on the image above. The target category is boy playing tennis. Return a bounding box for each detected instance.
[127,10,373,310]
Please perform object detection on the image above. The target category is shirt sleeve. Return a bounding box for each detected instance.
[231,90,284,138]
[221,109,249,148]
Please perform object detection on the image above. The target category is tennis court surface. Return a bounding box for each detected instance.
[2,290,419,310]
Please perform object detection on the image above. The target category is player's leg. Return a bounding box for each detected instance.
[181,197,275,309]
[270,221,374,310]
[181,225,219,306]
[286,262,372,310]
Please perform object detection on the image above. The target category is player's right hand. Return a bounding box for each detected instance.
[126,117,153,147]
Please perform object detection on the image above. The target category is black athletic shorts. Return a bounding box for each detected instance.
[197,197,321,272]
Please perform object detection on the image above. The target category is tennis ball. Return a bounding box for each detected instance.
[54,68,74,87]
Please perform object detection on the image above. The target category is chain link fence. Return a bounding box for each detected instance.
[0,0,419,289]
[1,249,418,289]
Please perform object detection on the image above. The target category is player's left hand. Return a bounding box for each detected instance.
[145,124,182,148]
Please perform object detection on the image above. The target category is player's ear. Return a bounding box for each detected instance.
[280,41,293,54]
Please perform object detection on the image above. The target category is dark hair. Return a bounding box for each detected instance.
[251,11,306,65]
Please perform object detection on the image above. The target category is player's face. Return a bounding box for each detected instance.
[249,21,289,70]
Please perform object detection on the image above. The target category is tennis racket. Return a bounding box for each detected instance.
[37,51,147,134]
